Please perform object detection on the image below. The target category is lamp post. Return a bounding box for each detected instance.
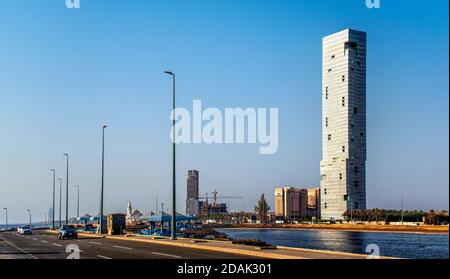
[164,70,177,240]
[63,153,69,224]
[3,208,7,230]
[27,209,31,227]
[99,125,107,234]
[76,185,80,224]
[58,178,62,227]
[400,194,404,225]
[51,169,56,229]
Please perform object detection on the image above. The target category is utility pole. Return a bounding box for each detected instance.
[58,178,62,227]
[99,125,107,234]
[76,185,80,224]
[63,153,69,224]
[51,169,56,229]
[400,194,404,225]
[164,70,177,240]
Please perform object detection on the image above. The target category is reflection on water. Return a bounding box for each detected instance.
[216,229,449,259]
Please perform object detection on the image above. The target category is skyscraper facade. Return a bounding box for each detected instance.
[320,29,367,220]
[186,170,200,216]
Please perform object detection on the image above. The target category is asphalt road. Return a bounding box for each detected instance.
[0,230,259,259]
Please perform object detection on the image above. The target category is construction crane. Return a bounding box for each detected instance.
[198,190,242,207]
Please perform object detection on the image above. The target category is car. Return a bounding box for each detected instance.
[59,225,78,240]
[18,226,33,235]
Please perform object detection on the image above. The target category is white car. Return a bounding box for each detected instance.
[18,226,33,235]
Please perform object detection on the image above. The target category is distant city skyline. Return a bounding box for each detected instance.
[0,0,448,223]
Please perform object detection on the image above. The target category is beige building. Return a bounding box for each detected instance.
[275,187,308,219]
[307,188,321,219]
[321,29,367,220]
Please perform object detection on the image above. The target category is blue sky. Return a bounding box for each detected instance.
[0,0,448,223]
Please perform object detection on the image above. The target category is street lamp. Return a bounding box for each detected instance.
[51,169,56,229]
[3,208,7,230]
[63,153,69,224]
[76,185,80,224]
[99,125,107,234]
[58,178,62,227]
[164,70,177,240]
[27,209,31,227]
[401,194,404,225]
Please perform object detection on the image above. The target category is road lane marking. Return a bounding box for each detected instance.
[53,243,63,247]
[152,252,182,258]
[89,241,102,245]
[31,238,38,241]
[2,238,38,259]
[113,245,133,250]
[41,240,48,243]
[97,255,112,259]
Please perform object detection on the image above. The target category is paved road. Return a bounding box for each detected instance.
[0,230,260,259]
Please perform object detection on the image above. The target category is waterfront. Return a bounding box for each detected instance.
[216,228,449,259]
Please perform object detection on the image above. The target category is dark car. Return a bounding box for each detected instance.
[59,225,78,240]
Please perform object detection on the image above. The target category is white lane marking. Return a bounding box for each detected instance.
[152,252,182,258]
[97,255,112,259]
[2,238,38,259]
[41,240,48,243]
[89,241,102,245]
[113,245,133,250]
[53,243,63,247]
[31,238,38,241]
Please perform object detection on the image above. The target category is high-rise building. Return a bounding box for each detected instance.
[320,29,367,220]
[307,188,320,219]
[275,188,285,217]
[186,170,200,216]
[274,187,308,219]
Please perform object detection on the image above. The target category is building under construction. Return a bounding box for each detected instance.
[198,190,241,220]
[199,201,228,215]
[184,170,241,220]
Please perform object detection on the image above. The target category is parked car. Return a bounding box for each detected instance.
[18,226,33,235]
[59,225,78,240]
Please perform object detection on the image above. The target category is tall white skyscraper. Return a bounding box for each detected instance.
[320,29,367,220]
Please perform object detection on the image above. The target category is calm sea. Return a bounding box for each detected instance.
[216,228,449,259]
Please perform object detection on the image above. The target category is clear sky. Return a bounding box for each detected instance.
[0,0,448,223]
